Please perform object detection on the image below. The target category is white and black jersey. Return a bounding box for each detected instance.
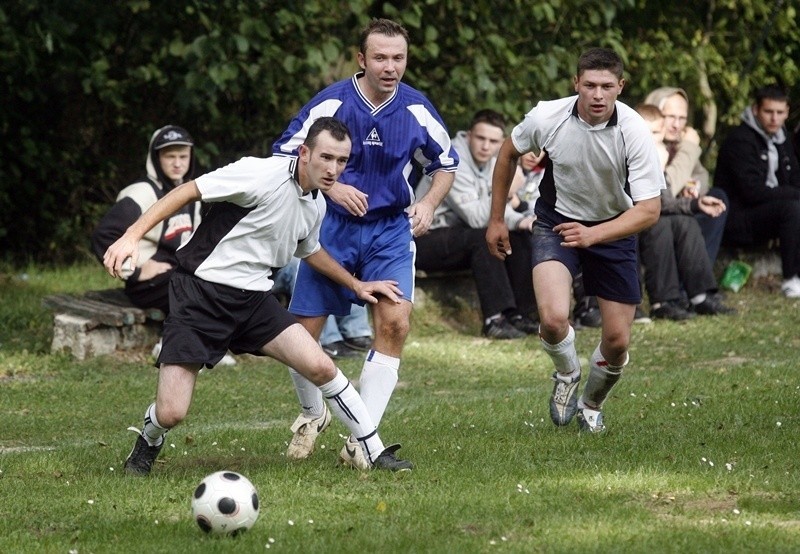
[511,96,665,222]
[178,156,325,291]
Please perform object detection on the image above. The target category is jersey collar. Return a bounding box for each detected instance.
[571,99,619,128]
[352,71,398,115]
[290,157,318,199]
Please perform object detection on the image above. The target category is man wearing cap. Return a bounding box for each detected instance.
[92,125,239,363]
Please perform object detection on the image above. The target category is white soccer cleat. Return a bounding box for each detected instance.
[286,405,331,460]
[338,436,370,471]
[577,407,606,434]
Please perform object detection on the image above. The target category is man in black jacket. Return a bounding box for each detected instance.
[715,85,800,298]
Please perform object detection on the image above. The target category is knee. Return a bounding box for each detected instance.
[302,352,337,386]
[155,403,189,429]
[538,311,569,340]
[376,315,410,343]
[601,331,630,360]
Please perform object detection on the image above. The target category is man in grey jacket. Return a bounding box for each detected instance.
[415,109,537,339]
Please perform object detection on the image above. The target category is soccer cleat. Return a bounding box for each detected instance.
[339,436,370,471]
[372,444,413,472]
[286,405,332,460]
[124,434,164,476]
[577,407,606,434]
[549,371,581,426]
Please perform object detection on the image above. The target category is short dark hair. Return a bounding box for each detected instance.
[305,117,351,149]
[469,109,506,131]
[754,84,789,107]
[577,48,624,79]
[359,18,409,54]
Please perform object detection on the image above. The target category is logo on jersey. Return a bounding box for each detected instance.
[363,127,383,147]
[164,213,194,241]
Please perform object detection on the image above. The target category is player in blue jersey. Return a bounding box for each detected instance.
[273,18,458,469]
[487,48,664,434]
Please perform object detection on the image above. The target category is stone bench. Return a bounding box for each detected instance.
[42,289,164,360]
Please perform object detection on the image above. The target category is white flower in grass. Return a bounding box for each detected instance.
[288,520,294,526]
[745,521,752,526]
[733,509,740,515]
[169,443,175,449]
[776,421,782,427]
[87,499,94,505]
[726,463,733,471]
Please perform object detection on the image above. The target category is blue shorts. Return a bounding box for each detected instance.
[532,202,641,304]
[290,211,415,317]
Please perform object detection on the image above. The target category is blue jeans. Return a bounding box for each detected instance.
[320,303,372,346]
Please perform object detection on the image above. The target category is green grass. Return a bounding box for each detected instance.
[1,264,799,553]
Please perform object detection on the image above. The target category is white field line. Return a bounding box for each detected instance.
[0,418,289,455]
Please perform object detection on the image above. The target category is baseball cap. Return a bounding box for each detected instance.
[153,125,194,150]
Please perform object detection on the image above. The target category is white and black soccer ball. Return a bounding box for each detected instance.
[191,471,259,535]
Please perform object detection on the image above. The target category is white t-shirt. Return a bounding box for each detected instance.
[511,95,665,222]
[177,156,325,291]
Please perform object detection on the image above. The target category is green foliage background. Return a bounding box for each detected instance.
[1,0,799,264]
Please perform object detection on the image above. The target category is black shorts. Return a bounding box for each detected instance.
[532,202,641,304]
[158,270,297,368]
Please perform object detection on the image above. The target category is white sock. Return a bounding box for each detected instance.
[318,369,384,463]
[358,350,399,426]
[580,344,627,409]
[288,367,325,418]
[540,326,581,376]
[142,403,167,447]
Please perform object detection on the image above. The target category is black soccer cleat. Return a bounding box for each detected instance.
[372,444,413,472]
[124,434,163,476]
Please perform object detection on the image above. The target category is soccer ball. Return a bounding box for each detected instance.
[191,471,260,535]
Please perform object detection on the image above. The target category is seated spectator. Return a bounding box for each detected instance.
[272,258,373,358]
[715,84,800,297]
[91,126,237,365]
[415,109,537,339]
[636,104,736,319]
[644,87,729,265]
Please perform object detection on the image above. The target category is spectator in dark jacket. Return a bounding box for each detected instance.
[715,85,800,297]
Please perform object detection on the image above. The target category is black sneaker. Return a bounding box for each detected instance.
[507,313,539,334]
[343,336,372,351]
[482,317,526,339]
[692,295,737,316]
[321,340,361,359]
[651,301,696,321]
[124,434,163,476]
[633,305,652,324]
[372,444,413,472]
[573,296,601,328]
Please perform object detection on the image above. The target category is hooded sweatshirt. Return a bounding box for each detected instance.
[714,106,800,211]
[91,125,201,291]
[418,131,523,231]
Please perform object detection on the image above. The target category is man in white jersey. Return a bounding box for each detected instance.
[487,48,665,433]
[104,118,412,475]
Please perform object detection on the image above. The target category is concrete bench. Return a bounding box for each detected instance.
[42,289,164,360]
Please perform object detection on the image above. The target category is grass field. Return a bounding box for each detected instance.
[1,264,798,553]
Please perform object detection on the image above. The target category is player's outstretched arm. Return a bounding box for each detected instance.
[103,181,201,278]
[487,138,522,260]
[303,248,402,304]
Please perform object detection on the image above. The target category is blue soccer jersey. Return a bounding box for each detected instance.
[273,72,459,221]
